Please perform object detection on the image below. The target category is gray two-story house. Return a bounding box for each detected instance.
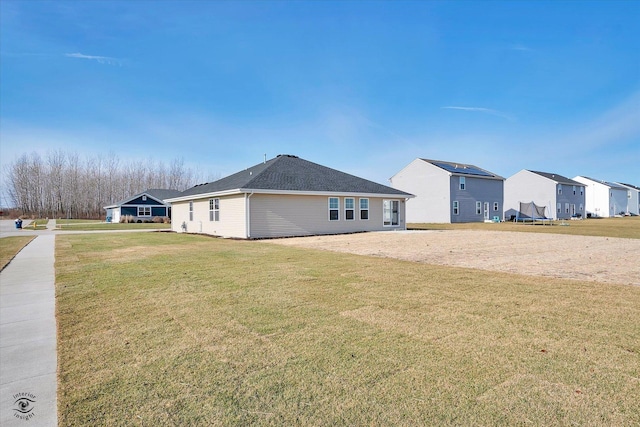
[390,158,504,223]
[504,170,586,220]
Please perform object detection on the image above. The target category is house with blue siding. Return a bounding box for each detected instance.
[390,158,504,223]
[104,189,182,222]
[615,182,640,216]
[504,170,586,220]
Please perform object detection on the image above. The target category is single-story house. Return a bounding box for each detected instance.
[572,176,629,217]
[504,170,586,220]
[390,158,504,223]
[615,182,640,216]
[104,189,182,223]
[165,154,414,239]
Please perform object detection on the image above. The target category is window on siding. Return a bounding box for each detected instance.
[329,197,339,221]
[459,177,466,190]
[573,186,576,195]
[138,206,151,217]
[565,203,570,214]
[558,186,562,195]
[142,195,147,201]
[345,198,355,220]
[580,187,584,195]
[557,203,561,213]
[580,204,584,212]
[209,198,219,221]
[493,202,499,211]
[453,201,459,215]
[476,201,482,215]
[189,201,193,221]
[359,198,369,220]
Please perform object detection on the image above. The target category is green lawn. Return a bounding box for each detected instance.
[56,232,640,426]
[0,236,35,270]
[409,216,640,239]
[56,221,170,231]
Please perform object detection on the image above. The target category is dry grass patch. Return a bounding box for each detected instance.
[0,235,35,270]
[409,216,640,239]
[56,233,640,425]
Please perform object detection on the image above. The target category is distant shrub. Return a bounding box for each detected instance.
[152,216,163,223]
[163,217,171,224]
[120,215,136,223]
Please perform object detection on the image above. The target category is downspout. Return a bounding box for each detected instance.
[404,197,410,230]
[245,192,254,239]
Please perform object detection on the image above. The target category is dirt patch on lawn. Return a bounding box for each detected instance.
[265,230,640,286]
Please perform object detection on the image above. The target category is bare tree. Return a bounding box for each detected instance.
[5,150,204,218]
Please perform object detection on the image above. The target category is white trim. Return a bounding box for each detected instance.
[344,197,355,221]
[359,198,369,221]
[328,197,340,221]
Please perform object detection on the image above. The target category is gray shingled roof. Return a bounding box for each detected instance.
[107,189,183,207]
[618,182,640,191]
[580,177,627,190]
[177,155,412,198]
[529,171,584,186]
[420,158,503,179]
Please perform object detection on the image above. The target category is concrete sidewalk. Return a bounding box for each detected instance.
[0,234,57,426]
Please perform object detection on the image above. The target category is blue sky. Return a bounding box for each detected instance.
[1,0,639,200]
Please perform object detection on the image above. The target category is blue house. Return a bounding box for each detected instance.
[104,189,182,223]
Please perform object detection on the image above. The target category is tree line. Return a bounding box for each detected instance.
[4,150,209,219]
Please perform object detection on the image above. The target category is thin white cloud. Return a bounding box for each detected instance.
[441,106,516,121]
[508,44,533,52]
[65,52,122,66]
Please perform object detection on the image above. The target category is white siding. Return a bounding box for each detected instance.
[171,195,247,238]
[390,159,451,223]
[249,194,406,238]
[504,170,555,219]
[574,177,613,217]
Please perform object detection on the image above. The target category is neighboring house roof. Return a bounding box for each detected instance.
[169,155,413,201]
[617,182,640,191]
[104,189,183,209]
[577,176,627,190]
[420,158,504,179]
[528,170,584,186]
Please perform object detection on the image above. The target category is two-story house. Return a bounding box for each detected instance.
[390,158,504,223]
[504,170,586,220]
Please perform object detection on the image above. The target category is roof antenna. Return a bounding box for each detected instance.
[264,154,266,164]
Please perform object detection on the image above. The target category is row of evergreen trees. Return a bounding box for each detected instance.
[4,150,211,219]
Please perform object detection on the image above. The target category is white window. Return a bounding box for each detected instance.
[558,185,562,195]
[580,204,584,212]
[345,198,355,220]
[383,200,399,226]
[137,206,151,217]
[209,198,219,221]
[189,201,193,221]
[329,197,339,221]
[359,198,369,220]
[557,203,561,213]
[476,201,482,215]
[493,202,499,211]
[459,177,466,190]
[453,201,459,215]
[565,203,570,214]
[142,195,147,201]
[580,187,584,195]
[573,186,576,195]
